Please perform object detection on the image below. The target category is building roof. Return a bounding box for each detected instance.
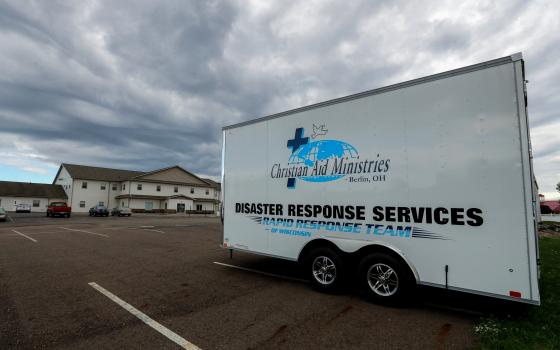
[114,194,169,200]
[193,198,220,203]
[202,178,221,190]
[131,165,209,186]
[59,163,145,182]
[0,181,67,199]
[541,200,560,211]
[56,164,216,188]
[167,194,193,200]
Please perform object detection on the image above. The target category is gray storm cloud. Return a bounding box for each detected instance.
[0,0,559,195]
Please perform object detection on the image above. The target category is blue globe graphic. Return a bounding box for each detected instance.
[288,140,358,182]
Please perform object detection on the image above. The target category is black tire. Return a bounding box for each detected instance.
[305,247,345,293]
[46,211,50,217]
[359,253,415,305]
[66,213,71,218]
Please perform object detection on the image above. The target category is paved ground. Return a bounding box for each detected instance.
[0,213,527,349]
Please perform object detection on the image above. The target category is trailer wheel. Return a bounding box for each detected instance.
[359,253,414,304]
[306,247,345,293]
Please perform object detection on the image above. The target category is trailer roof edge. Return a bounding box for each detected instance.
[222,53,522,131]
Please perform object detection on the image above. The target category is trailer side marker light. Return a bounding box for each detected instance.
[509,291,522,298]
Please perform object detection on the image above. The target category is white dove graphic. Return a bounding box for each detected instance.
[312,124,328,139]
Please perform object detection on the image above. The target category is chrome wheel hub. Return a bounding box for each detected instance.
[312,256,336,285]
[367,263,399,297]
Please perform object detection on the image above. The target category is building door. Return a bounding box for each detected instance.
[177,203,185,213]
[196,204,203,211]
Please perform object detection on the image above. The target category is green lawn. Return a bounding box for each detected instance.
[475,237,560,349]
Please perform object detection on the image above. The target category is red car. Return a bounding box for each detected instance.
[47,202,72,218]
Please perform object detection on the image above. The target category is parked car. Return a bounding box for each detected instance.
[111,207,132,217]
[0,208,7,222]
[15,204,31,213]
[89,205,109,217]
[46,202,72,218]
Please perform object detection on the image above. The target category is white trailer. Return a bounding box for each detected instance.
[221,53,540,305]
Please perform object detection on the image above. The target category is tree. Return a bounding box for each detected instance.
[557,182,560,194]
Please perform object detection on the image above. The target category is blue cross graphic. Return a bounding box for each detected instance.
[287,128,309,153]
[286,128,309,189]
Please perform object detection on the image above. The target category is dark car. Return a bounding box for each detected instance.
[111,207,132,217]
[0,208,6,222]
[89,205,109,217]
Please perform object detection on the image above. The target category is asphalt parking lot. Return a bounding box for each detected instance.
[1,212,526,349]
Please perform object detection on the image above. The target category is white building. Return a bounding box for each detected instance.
[53,164,221,214]
[0,181,67,212]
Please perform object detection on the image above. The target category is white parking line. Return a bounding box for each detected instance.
[88,282,201,350]
[142,229,165,234]
[59,227,109,238]
[11,229,37,243]
[24,231,66,235]
[213,262,308,283]
[7,216,15,223]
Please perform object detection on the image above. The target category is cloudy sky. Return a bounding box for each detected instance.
[0,0,559,198]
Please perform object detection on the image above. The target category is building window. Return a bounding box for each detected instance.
[121,201,124,207]
[82,182,88,189]
[112,184,117,191]
[174,186,178,193]
[33,200,40,207]
[145,202,153,210]
[99,201,104,206]
[101,184,106,190]
[122,183,126,191]
[190,188,194,194]
[206,189,209,195]
[137,184,142,190]
[80,201,85,208]
[157,185,161,192]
